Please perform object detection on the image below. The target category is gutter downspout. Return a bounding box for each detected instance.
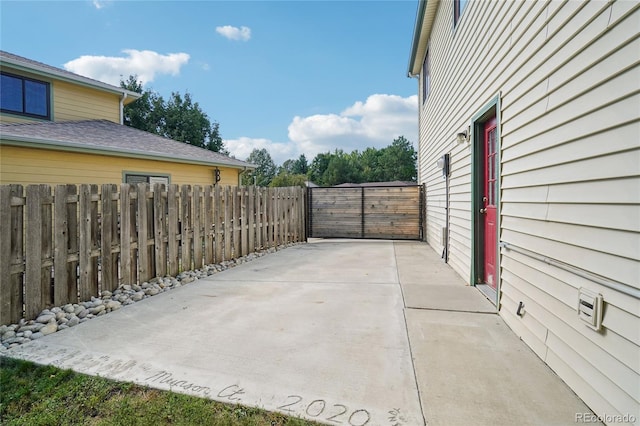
[119,92,127,125]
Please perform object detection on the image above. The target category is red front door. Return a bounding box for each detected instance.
[483,117,498,289]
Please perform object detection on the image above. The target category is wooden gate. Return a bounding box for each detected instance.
[307,185,423,240]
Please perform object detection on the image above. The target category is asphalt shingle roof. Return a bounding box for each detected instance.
[0,119,254,169]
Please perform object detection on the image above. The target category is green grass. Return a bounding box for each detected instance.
[0,357,318,426]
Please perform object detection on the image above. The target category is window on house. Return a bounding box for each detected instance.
[0,72,50,119]
[124,173,170,189]
[422,50,430,103]
[454,0,469,26]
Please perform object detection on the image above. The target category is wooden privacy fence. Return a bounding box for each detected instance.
[0,184,306,325]
[307,185,423,240]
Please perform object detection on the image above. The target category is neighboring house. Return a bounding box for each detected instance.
[408,0,639,423]
[0,51,253,186]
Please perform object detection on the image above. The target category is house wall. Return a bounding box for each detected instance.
[0,68,121,123]
[418,0,639,422]
[52,80,121,123]
[0,145,242,186]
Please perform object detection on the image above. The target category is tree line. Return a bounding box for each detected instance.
[242,136,416,187]
[120,75,416,187]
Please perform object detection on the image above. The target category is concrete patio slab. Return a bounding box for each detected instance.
[392,241,466,286]
[402,284,496,313]
[405,309,595,426]
[5,240,423,426]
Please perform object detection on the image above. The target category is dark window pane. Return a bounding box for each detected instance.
[1,74,23,112]
[125,175,149,184]
[422,51,430,103]
[24,80,48,116]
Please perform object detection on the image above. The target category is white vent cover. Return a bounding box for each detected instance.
[578,288,603,331]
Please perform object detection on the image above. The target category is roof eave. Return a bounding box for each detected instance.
[0,135,255,170]
[407,0,440,77]
[0,56,141,101]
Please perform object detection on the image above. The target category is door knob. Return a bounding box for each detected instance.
[480,208,486,214]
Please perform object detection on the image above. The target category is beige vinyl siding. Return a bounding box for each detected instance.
[0,145,241,186]
[417,0,639,422]
[53,80,121,123]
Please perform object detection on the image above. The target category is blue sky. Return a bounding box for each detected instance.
[1,0,419,165]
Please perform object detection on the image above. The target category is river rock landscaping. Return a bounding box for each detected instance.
[0,243,301,351]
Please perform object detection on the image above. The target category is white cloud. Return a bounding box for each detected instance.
[288,93,418,155]
[92,0,107,9]
[224,137,295,165]
[63,49,190,86]
[216,25,251,41]
[225,94,418,166]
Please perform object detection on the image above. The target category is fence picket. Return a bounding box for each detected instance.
[54,185,69,305]
[204,186,214,265]
[193,185,203,269]
[79,185,94,301]
[120,184,133,284]
[101,184,117,292]
[154,184,167,278]
[248,186,255,253]
[25,185,44,319]
[233,187,240,258]
[167,184,179,277]
[213,184,222,263]
[181,185,192,272]
[241,186,248,257]
[0,185,17,324]
[223,186,231,261]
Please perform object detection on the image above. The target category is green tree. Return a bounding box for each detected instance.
[308,152,332,185]
[378,136,417,181]
[120,75,164,134]
[242,148,276,186]
[278,159,296,175]
[120,75,227,153]
[269,173,308,188]
[360,147,383,182]
[321,149,362,186]
[292,154,309,175]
